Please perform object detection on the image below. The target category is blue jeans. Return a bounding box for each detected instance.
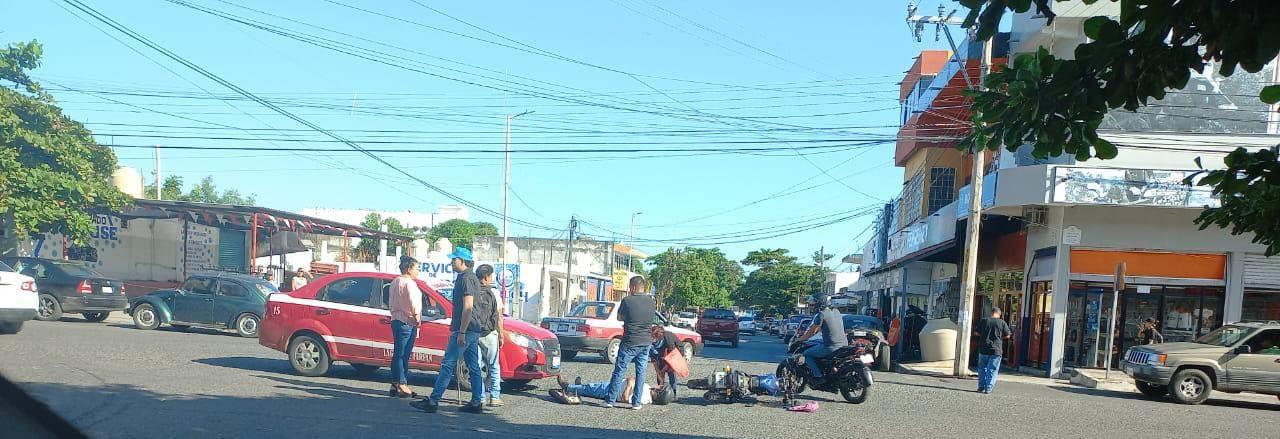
[429,331,484,405]
[478,331,502,400]
[390,320,418,385]
[978,353,1002,392]
[568,382,612,400]
[803,344,833,378]
[605,344,650,406]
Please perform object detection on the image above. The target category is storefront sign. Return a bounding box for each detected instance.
[1061,226,1082,245]
[1136,285,1151,294]
[185,223,218,271]
[887,222,929,263]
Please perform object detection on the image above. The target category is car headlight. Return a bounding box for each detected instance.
[1148,354,1167,366]
[510,332,540,351]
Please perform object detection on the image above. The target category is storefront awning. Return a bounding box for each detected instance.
[119,199,412,241]
[861,239,957,278]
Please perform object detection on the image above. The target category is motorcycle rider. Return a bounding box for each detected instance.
[792,293,846,384]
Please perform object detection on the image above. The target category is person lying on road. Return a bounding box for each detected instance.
[549,375,673,406]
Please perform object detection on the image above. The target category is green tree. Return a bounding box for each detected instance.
[647,247,742,311]
[959,0,1280,255]
[144,175,256,205]
[354,212,414,261]
[0,40,129,242]
[737,249,820,315]
[426,218,498,250]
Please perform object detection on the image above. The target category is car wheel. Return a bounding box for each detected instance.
[680,341,694,360]
[289,334,331,377]
[351,363,380,376]
[37,294,62,321]
[840,386,869,404]
[131,304,160,330]
[1169,368,1212,405]
[82,312,109,322]
[560,350,579,361]
[877,344,892,372]
[234,313,260,338]
[452,359,483,392]
[604,338,621,364]
[1134,380,1168,398]
[0,321,23,334]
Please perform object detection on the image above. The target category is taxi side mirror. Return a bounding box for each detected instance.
[1235,345,1252,355]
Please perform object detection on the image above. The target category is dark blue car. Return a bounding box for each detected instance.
[128,272,277,337]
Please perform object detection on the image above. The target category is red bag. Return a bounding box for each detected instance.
[663,348,690,378]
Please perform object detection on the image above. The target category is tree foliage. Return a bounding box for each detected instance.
[737,248,820,316]
[647,247,742,311]
[960,0,1280,255]
[354,212,415,261]
[0,40,129,242]
[425,218,498,250]
[144,175,256,205]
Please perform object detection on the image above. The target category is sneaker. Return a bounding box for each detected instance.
[460,402,485,414]
[556,375,570,391]
[488,398,504,407]
[574,376,583,387]
[630,404,642,410]
[602,403,615,409]
[410,399,438,413]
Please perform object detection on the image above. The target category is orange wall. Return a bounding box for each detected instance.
[1070,250,1226,280]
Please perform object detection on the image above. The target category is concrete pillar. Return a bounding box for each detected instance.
[1048,206,1072,378]
[1224,251,1246,323]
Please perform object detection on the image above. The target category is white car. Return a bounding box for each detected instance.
[0,260,39,334]
[675,311,698,329]
[737,316,757,335]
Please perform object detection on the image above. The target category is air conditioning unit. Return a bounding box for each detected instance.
[1023,205,1048,227]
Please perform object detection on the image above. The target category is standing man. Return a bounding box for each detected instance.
[792,294,846,384]
[603,275,655,410]
[974,307,1012,394]
[474,264,505,407]
[412,248,488,414]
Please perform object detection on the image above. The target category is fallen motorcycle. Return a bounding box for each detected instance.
[776,339,875,405]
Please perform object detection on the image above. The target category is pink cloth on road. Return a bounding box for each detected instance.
[389,276,422,326]
[786,402,819,413]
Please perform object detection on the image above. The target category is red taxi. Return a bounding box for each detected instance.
[540,301,702,364]
[259,272,560,389]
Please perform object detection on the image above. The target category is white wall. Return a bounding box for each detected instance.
[18,216,186,283]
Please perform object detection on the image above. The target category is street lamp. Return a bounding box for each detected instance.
[502,110,532,318]
[629,211,643,272]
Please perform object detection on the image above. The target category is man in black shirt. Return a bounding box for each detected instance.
[973,307,1012,394]
[604,275,656,409]
[414,248,487,414]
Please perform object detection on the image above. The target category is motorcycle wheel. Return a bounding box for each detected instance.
[840,386,869,404]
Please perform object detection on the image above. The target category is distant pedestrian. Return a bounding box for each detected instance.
[603,275,655,410]
[263,271,277,288]
[974,308,1012,394]
[474,264,505,407]
[290,268,308,291]
[412,248,488,414]
[388,256,422,399]
[1138,318,1163,345]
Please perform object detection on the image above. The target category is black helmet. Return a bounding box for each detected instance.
[652,385,675,405]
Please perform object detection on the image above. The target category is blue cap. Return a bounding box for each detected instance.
[447,247,474,262]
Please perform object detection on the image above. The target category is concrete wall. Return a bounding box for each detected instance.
[14,216,188,283]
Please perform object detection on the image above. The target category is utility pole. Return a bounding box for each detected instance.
[628,211,642,272]
[153,145,162,200]
[564,216,577,316]
[500,110,532,317]
[819,245,826,296]
[906,2,990,378]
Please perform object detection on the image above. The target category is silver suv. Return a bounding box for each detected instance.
[1122,321,1280,405]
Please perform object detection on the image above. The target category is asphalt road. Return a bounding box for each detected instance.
[1,316,1277,439]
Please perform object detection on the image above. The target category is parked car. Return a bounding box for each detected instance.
[1122,321,1280,405]
[759,316,775,335]
[541,301,702,363]
[784,318,813,344]
[674,311,698,329]
[0,257,126,322]
[697,308,740,348]
[260,272,561,390]
[781,315,805,339]
[737,315,757,335]
[806,314,892,372]
[0,260,39,334]
[128,272,276,337]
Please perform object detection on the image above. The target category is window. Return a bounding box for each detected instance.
[318,277,377,307]
[182,277,216,295]
[703,309,736,320]
[51,262,105,278]
[20,261,51,279]
[0,261,12,272]
[899,172,924,226]
[1243,329,1280,355]
[1242,290,1280,322]
[218,282,249,298]
[569,302,614,319]
[376,279,446,317]
[928,167,956,214]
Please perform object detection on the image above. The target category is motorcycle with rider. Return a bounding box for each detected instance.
[776,293,875,405]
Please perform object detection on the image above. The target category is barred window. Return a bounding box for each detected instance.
[928,168,957,214]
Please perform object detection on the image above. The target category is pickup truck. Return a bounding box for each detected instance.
[1122,321,1280,405]
[697,308,739,348]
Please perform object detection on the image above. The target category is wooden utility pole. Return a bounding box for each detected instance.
[953,32,995,378]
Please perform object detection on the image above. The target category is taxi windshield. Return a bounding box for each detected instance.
[569,303,614,319]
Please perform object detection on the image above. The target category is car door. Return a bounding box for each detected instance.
[312,276,382,362]
[409,284,451,369]
[1224,329,1280,392]
[173,277,215,324]
[213,280,253,328]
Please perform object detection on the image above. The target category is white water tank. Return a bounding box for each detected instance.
[919,318,959,362]
[112,167,144,198]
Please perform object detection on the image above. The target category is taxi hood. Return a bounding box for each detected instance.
[505,317,556,340]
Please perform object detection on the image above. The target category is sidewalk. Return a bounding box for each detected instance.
[893,360,1130,391]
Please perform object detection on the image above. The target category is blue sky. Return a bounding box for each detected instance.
[5,0,952,267]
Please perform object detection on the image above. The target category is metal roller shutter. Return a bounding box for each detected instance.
[1243,253,1280,289]
[218,229,246,272]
